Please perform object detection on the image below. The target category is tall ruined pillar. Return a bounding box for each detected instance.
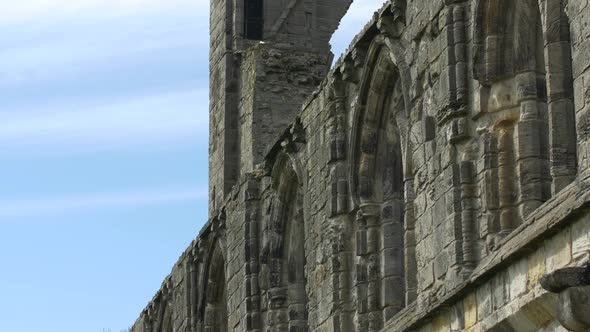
[208,0,352,216]
[209,0,240,216]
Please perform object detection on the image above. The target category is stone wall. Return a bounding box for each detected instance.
[208,0,352,216]
[209,0,239,215]
[238,45,333,174]
[133,0,590,331]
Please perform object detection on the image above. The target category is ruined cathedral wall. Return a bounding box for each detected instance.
[284,0,480,329]
[132,0,590,331]
[131,178,253,332]
[282,0,590,330]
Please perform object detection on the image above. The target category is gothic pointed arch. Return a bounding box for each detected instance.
[261,151,308,331]
[349,37,416,330]
[198,234,228,332]
[473,0,518,83]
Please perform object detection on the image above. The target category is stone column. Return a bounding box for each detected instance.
[515,77,550,217]
[380,200,405,321]
[244,177,261,332]
[403,177,417,305]
[544,0,577,193]
[354,209,369,331]
[497,122,519,235]
[460,161,477,271]
[356,205,382,332]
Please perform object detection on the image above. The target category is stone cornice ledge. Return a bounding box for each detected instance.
[383,171,590,331]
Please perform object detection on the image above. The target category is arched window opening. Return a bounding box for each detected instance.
[202,242,228,332]
[352,43,414,329]
[262,155,309,331]
[281,190,307,330]
[244,0,264,40]
[376,77,406,321]
[475,0,576,242]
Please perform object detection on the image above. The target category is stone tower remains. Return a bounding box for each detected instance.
[208,0,352,216]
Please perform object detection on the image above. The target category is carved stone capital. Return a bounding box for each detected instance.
[377,16,404,39]
[340,47,366,84]
[290,117,306,144]
[280,117,306,154]
[351,47,367,68]
[358,204,381,219]
[328,78,347,101]
[244,177,260,201]
[340,59,358,83]
[355,208,366,223]
[211,208,226,232]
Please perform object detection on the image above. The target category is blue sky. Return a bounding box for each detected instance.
[0,1,384,331]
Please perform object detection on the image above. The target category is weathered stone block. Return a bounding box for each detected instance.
[527,246,547,291]
[546,228,573,272]
[432,312,451,332]
[476,282,492,320]
[572,215,590,262]
[508,258,528,301]
[491,271,509,311]
[419,262,435,290]
[463,292,478,329]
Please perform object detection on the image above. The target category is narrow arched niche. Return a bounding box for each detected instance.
[474,0,577,239]
[202,241,228,332]
[358,67,404,205]
[350,40,415,328]
[281,188,307,330]
[261,153,309,331]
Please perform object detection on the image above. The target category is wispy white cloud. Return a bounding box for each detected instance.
[0,0,208,26]
[0,0,207,87]
[0,88,208,154]
[0,0,210,158]
[0,0,386,159]
[0,187,207,218]
[0,27,201,77]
